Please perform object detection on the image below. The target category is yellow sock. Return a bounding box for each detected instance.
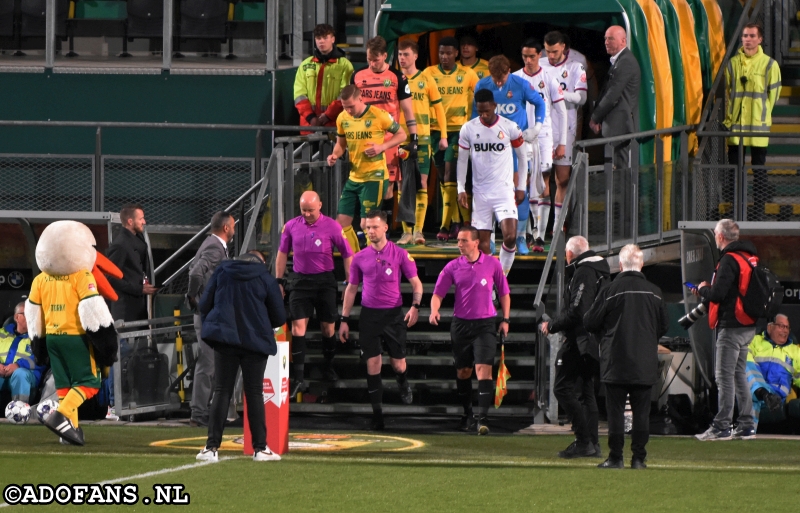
[414,191,428,232]
[458,193,471,224]
[343,225,360,254]
[58,388,87,428]
[441,182,457,230]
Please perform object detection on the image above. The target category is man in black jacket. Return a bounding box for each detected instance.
[584,244,668,469]
[694,219,758,441]
[541,236,610,458]
[106,204,157,322]
[105,204,158,421]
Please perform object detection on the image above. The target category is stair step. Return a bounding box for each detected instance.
[780,86,800,97]
[290,402,535,416]
[304,378,536,390]
[305,354,536,366]
[770,124,800,132]
[773,116,800,124]
[764,145,800,155]
[303,330,535,343]
[344,306,536,321]
[774,105,800,116]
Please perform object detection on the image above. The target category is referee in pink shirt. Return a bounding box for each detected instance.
[339,210,424,430]
[430,225,511,435]
[276,191,353,399]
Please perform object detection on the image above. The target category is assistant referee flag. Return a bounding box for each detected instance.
[494,338,511,408]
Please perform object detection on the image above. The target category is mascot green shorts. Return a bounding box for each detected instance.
[47,334,102,390]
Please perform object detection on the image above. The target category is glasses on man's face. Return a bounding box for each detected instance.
[772,323,790,330]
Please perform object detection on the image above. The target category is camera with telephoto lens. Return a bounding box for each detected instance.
[678,302,708,329]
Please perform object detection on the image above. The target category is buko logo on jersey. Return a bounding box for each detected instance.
[473,143,505,152]
[496,103,518,115]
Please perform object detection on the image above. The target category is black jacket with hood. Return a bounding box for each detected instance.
[548,250,611,359]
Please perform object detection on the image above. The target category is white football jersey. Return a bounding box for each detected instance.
[458,116,525,192]
[513,67,564,134]
[566,48,588,68]
[540,57,587,129]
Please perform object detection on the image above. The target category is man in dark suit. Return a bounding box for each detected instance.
[590,25,641,169]
[104,204,158,421]
[187,211,235,427]
[106,204,157,322]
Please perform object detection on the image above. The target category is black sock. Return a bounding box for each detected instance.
[457,378,473,415]
[477,379,493,416]
[292,336,306,381]
[367,373,383,413]
[322,336,337,363]
[382,198,394,221]
[395,369,409,388]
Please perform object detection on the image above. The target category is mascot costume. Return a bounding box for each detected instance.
[25,221,123,446]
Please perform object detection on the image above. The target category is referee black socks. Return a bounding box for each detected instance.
[477,379,493,416]
[457,378,473,415]
[395,369,409,388]
[367,373,384,412]
[292,335,306,382]
[322,336,337,362]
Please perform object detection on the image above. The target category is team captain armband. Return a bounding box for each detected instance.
[511,135,524,148]
[387,121,400,134]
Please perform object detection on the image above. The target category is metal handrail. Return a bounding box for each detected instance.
[0,120,337,132]
[574,124,697,148]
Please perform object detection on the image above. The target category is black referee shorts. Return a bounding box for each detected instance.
[358,306,407,360]
[288,272,338,324]
[451,317,498,368]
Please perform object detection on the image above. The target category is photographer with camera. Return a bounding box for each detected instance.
[693,219,758,441]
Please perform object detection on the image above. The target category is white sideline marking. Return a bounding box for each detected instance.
[0,458,229,508]
[283,454,800,472]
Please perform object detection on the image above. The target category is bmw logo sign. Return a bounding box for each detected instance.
[8,271,24,289]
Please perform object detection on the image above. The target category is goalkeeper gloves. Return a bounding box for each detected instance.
[522,123,542,143]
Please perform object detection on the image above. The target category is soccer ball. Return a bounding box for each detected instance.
[4,400,31,425]
[36,399,59,424]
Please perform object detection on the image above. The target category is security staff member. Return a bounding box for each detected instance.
[276,191,353,399]
[339,210,423,431]
[723,23,781,216]
[429,225,511,435]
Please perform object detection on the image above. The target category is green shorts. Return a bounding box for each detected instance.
[417,144,431,176]
[430,132,461,168]
[47,334,102,390]
[337,179,390,218]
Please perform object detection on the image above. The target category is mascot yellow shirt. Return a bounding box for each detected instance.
[28,270,100,335]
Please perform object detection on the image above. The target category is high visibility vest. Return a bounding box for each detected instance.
[0,324,35,370]
[747,332,800,400]
[723,45,781,147]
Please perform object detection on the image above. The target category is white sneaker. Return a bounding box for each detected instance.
[196,447,219,462]
[253,447,281,461]
[105,406,119,421]
[397,232,414,245]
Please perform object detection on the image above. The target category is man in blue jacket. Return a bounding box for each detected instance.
[0,302,45,403]
[195,250,286,463]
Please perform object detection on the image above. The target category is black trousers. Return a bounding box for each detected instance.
[726,145,769,215]
[605,383,652,461]
[553,342,599,445]
[206,345,269,451]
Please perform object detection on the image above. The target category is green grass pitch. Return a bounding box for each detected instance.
[1,423,799,512]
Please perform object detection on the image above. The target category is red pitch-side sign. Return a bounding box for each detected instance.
[243,325,290,455]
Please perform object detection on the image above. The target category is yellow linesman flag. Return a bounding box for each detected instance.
[494,341,511,409]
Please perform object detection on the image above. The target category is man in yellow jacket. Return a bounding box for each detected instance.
[293,24,354,134]
[723,23,781,218]
[746,314,800,431]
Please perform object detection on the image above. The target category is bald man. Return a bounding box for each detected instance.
[276,191,354,398]
[590,25,640,170]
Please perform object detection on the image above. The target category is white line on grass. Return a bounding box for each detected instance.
[0,457,231,508]
[281,454,800,473]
